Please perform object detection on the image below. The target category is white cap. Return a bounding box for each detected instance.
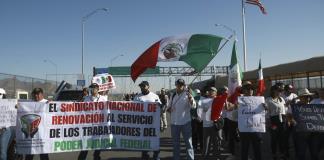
[195,89,201,94]
[0,88,6,94]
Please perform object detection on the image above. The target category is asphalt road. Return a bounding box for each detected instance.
[30,115,324,160]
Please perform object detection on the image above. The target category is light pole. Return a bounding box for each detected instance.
[44,59,58,88]
[81,8,108,81]
[110,54,124,67]
[215,24,236,40]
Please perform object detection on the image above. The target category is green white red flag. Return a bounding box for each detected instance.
[256,59,266,96]
[131,34,224,81]
[228,41,243,104]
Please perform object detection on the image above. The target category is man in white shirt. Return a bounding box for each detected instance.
[25,88,49,160]
[78,83,106,160]
[167,79,196,160]
[133,81,161,160]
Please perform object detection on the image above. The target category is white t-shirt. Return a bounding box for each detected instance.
[38,99,48,103]
[265,97,286,116]
[133,92,161,103]
[84,95,106,102]
[200,98,213,127]
[283,93,298,114]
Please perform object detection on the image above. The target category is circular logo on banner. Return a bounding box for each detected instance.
[20,114,41,139]
[162,43,183,59]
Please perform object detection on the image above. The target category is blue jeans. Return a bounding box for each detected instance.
[0,127,15,160]
[171,122,194,160]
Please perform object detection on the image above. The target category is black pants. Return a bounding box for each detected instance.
[293,130,310,160]
[191,119,203,151]
[25,154,49,160]
[227,119,238,155]
[309,133,324,160]
[240,132,262,160]
[270,115,286,159]
[142,150,160,160]
[78,150,101,160]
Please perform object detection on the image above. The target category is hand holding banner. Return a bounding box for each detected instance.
[238,96,266,132]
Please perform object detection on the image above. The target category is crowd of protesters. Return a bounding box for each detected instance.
[1,79,324,160]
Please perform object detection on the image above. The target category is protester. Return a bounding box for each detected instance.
[78,83,107,160]
[81,87,89,100]
[265,84,287,160]
[25,88,49,160]
[308,88,324,160]
[191,89,203,153]
[225,90,240,157]
[282,84,298,158]
[239,83,263,160]
[133,81,161,160]
[0,88,15,160]
[200,86,221,158]
[290,88,314,160]
[167,78,195,160]
[159,88,168,132]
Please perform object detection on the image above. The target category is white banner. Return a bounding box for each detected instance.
[0,99,17,128]
[16,101,160,154]
[238,96,266,133]
[92,73,116,92]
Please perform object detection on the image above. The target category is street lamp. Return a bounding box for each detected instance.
[215,24,236,40]
[81,8,109,81]
[110,54,124,67]
[44,59,58,88]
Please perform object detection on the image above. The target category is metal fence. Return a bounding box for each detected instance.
[0,73,57,99]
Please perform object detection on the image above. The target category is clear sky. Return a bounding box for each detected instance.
[1,0,323,91]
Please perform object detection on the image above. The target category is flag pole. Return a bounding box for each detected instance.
[189,34,233,86]
[242,0,247,72]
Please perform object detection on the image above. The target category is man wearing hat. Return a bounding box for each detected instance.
[25,88,49,160]
[167,78,196,160]
[133,81,161,160]
[200,86,221,158]
[78,83,107,160]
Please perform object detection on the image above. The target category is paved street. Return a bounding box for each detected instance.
[32,115,324,160]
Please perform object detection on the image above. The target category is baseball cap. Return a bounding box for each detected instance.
[89,83,99,88]
[175,79,185,85]
[139,81,149,87]
[32,88,43,95]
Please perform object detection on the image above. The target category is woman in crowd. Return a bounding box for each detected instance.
[289,88,314,160]
[265,84,287,160]
[239,82,263,160]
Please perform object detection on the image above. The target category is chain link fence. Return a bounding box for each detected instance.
[0,73,57,99]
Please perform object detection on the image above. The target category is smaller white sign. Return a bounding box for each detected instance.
[0,99,18,128]
[238,96,266,133]
[92,73,116,92]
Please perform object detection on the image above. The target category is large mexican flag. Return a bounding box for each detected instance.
[131,34,224,81]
